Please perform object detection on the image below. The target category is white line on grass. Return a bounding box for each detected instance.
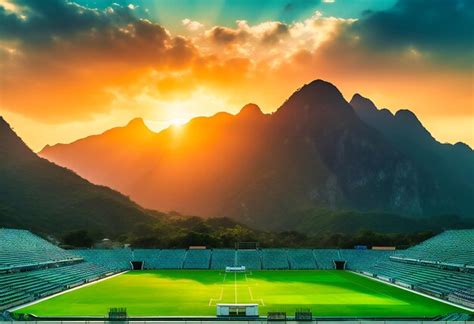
[234,272,237,303]
[208,271,228,306]
[247,286,265,306]
[208,287,224,306]
[9,270,128,312]
[352,271,474,312]
[245,272,265,306]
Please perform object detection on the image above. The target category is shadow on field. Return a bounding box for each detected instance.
[124,270,398,297]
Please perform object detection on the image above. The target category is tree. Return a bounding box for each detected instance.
[62,230,94,248]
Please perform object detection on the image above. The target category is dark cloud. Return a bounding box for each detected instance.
[347,0,474,67]
[1,0,472,126]
[261,22,289,45]
[0,0,193,67]
[207,26,249,45]
[0,0,198,122]
[0,0,134,45]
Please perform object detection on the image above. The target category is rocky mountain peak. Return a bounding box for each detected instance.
[0,116,35,160]
[0,116,11,132]
[126,117,147,129]
[394,109,423,127]
[350,93,379,114]
[238,103,264,118]
[298,79,345,101]
[275,79,353,120]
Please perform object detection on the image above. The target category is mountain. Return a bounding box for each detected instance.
[279,208,472,236]
[0,116,161,236]
[41,105,274,222]
[39,80,474,230]
[350,94,474,216]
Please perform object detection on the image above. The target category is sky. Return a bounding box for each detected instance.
[0,0,473,151]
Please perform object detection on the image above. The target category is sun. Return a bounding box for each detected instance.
[170,117,189,127]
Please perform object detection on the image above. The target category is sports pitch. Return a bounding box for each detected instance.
[16,270,464,317]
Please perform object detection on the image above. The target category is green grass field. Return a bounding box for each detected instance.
[16,270,464,317]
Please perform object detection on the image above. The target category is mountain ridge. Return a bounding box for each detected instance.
[0,116,162,236]
[350,93,474,216]
[350,94,473,150]
[38,80,474,230]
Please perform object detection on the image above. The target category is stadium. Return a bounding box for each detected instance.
[0,228,472,322]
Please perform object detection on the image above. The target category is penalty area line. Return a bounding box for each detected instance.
[248,286,265,306]
[208,271,228,306]
[234,272,238,304]
[208,287,224,306]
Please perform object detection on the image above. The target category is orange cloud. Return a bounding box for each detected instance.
[0,0,472,149]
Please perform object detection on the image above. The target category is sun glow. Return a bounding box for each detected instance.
[170,117,189,127]
[140,89,233,134]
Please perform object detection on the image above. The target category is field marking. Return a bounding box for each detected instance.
[352,271,474,312]
[208,272,228,306]
[9,270,128,312]
[245,272,265,306]
[248,286,265,306]
[234,272,237,303]
[211,271,263,306]
[208,287,224,306]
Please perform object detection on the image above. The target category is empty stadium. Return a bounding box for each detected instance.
[0,228,473,321]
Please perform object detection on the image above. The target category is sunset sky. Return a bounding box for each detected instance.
[1,0,473,151]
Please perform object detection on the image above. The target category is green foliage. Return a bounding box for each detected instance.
[0,118,157,238]
[2,117,472,250]
[276,208,473,236]
[120,216,443,249]
[62,230,94,248]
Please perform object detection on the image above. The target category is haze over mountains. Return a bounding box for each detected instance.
[0,116,160,235]
[0,116,261,244]
[351,94,474,218]
[39,80,474,230]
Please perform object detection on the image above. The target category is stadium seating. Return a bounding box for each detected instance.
[74,249,132,271]
[0,229,124,311]
[357,250,474,308]
[0,262,112,310]
[132,249,161,269]
[287,249,316,269]
[156,250,186,269]
[183,249,211,269]
[312,249,340,269]
[261,249,289,269]
[417,272,474,297]
[0,229,80,271]
[236,250,261,269]
[210,249,236,269]
[361,259,453,284]
[391,229,474,268]
[1,228,473,312]
[439,313,472,321]
[448,287,474,309]
[340,249,395,270]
